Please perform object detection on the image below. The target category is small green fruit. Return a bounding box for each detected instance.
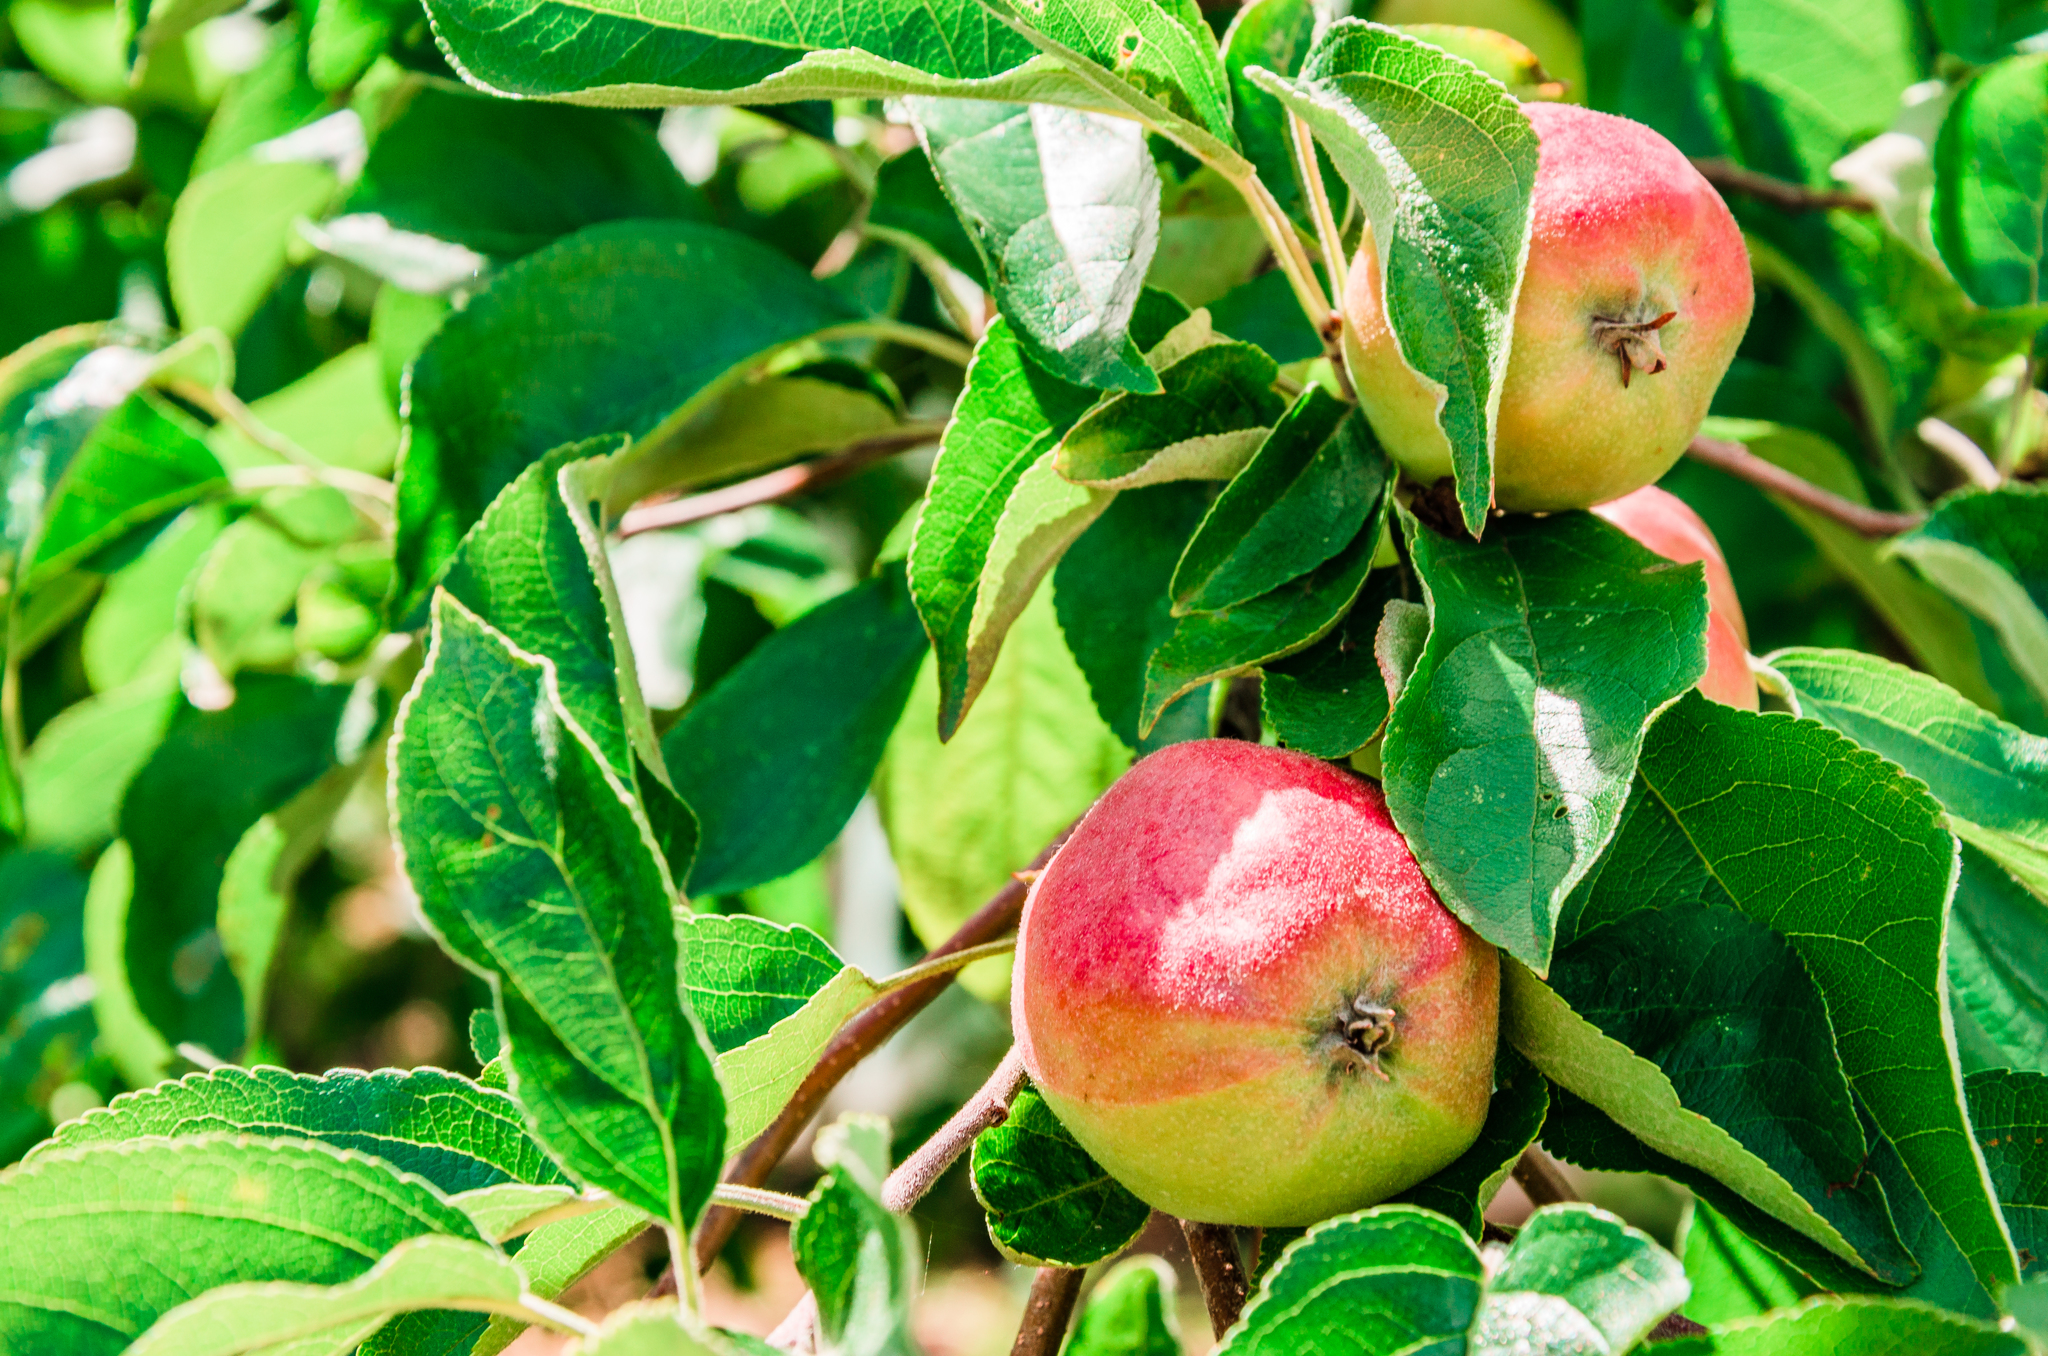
[1012,740,1500,1227]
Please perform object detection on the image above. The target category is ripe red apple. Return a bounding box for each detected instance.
[1591,484,1759,710]
[1343,102,1753,512]
[1012,740,1499,1227]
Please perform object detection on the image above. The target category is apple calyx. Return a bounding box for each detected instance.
[1327,993,1400,1082]
[1591,309,1679,387]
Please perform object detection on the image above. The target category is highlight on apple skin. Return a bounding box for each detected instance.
[1344,101,1754,512]
[1592,484,1761,711]
[1012,740,1500,1228]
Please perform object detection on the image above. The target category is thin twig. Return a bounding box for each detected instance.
[1010,1267,1086,1356]
[1915,417,2003,490]
[1511,1146,1578,1208]
[710,1183,812,1223]
[1999,352,2040,473]
[1291,112,1347,304]
[1180,1220,1249,1338]
[616,424,946,539]
[687,825,1077,1275]
[1686,435,1924,538]
[1690,159,1873,213]
[881,1047,1027,1213]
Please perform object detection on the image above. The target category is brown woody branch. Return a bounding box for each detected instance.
[688,826,1076,1275]
[1180,1220,1250,1338]
[1685,435,1924,538]
[616,423,946,539]
[1511,1146,1578,1209]
[1690,158,1873,214]
[1010,1267,1087,1356]
[880,1046,1027,1213]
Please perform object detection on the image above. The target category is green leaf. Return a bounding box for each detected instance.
[466,1207,650,1355]
[396,221,860,613]
[0,850,94,1161]
[0,1134,485,1355]
[1222,0,1330,231]
[1250,21,1538,535]
[1054,481,1216,749]
[21,390,225,591]
[1384,511,1709,970]
[1933,55,2048,308]
[1054,326,1286,489]
[1217,1205,1482,1355]
[866,150,986,288]
[191,22,326,176]
[125,1235,542,1356]
[1680,1199,1818,1326]
[909,316,1100,737]
[909,98,1161,393]
[1546,873,1912,1281]
[970,1084,1150,1267]
[1963,1069,2048,1274]
[1949,844,2048,1075]
[663,564,929,897]
[83,841,175,1086]
[1066,1256,1183,1356]
[391,594,724,1229]
[877,586,1127,977]
[676,913,891,1146]
[44,1065,567,1192]
[347,83,705,259]
[1704,0,1920,188]
[564,1304,747,1355]
[793,1115,919,1356]
[81,502,224,691]
[20,671,179,853]
[1141,485,1383,735]
[1685,1296,2026,1354]
[1766,647,2048,901]
[1390,1044,1548,1238]
[984,0,1238,149]
[119,675,360,1062]
[1505,961,1891,1281]
[167,159,340,338]
[1260,566,1400,759]
[1633,695,2019,1293]
[206,347,401,477]
[307,0,403,89]
[1703,418,1998,711]
[1475,1204,1688,1355]
[1891,486,2048,714]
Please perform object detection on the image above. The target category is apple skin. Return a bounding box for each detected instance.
[1591,485,1759,710]
[1012,740,1499,1227]
[1343,102,1753,512]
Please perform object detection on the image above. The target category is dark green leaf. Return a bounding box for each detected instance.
[0,850,93,1161]
[664,565,928,897]
[793,1115,918,1356]
[1964,1069,2048,1275]
[1633,694,2018,1294]
[1384,511,1708,970]
[391,594,724,1228]
[1172,389,1382,614]
[1933,54,2046,309]
[0,1134,485,1355]
[119,675,358,1063]
[1222,0,1327,230]
[347,83,705,259]
[866,151,986,288]
[1250,21,1538,534]
[909,316,1100,738]
[1205,268,1323,364]
[1681,1296,2025,1354]
[396,221,860,614]
[1679,1199,1818,1326]
[1891,486,2048,714]
[1054,481,1216,749]
[970,1084,1150,1267]
[1476,1203,1688,1354]
[985,0,1236,149]
[1261,566,1400,759]
[909,98,1161,393]
[44,1065,566,1192]
[1927,0,2048,62]
[1581,0,1719,156]
[1142,488,1383,735]
[1950,844,2048,1075]
[1054,332,1284,488]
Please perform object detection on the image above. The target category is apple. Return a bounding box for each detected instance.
[1011,740,1499,1227]
[1592,484,1759,710]
[1343,102,1753,512]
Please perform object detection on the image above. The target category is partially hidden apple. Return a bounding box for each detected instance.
[1012,740,1499,1227]
[1592,484,1759,710]
[1343,101,1753,512]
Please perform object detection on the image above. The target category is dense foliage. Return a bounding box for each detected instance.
[0,0,2045,1351]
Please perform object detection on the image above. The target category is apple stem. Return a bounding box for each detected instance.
[1008,1266,1086,1356]
[1180,1219,1251,1337]
[1685,435,1926,538]
[683,824,1080,1278]
[880,1046,1029,1214]
[1511,1146,1578,1207]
